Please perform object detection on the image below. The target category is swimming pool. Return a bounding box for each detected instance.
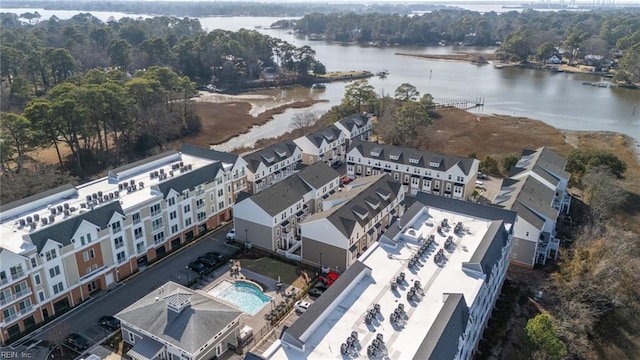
[208,280,272,316]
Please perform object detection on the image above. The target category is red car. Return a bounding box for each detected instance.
[319,271,340,286]
[340,177,353,185]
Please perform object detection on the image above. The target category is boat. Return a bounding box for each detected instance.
[311,83,327,89]
[376,69,390,77]
[581,81,609,88]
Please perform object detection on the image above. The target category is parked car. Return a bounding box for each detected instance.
[319,271,340,286]
[64,333,89,351]
[187,260,208,274]
[98,315,121,331]
[308,284,327,298]
[197,255,218,267]
[477,172,488,180]
[475,180,484,187]
[294,301,311,313]
[331,160,342,169]
[205,251,225,262]
[340,176,353,185]
[226,228,235,241]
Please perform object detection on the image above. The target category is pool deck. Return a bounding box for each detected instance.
[190,262,307,355]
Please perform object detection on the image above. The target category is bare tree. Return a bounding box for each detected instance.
[581,166,627,227]
[47,322,71,357]
[289,111,318,137]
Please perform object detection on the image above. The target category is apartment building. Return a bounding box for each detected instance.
[263,192,516,359]
[116,281,243,360]
[0,145,246,345]
[494,147,569,268]
[241,140,302,194]
[334,113,373,147]
[509,147,572,214]
[300,174,404,271]
[293,125,346,166]
[232,162,341,258]
[346,140,480,199]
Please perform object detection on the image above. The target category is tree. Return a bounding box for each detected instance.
[108,39,132,69]
[535,42,558,64]
[613,43,640,83]
[479,156,500,176]
[0,112,36,171]
[563,32,583,63]
[525,314,568,360]
[419,93,435,107]
[289,111,319,136]
[394,83,420,102]
[582,166,627,226]
[566,148,627,180]
[343,79,377,114]
[501,33,532,63]
[501,153,520,175]
[390,101,431,147]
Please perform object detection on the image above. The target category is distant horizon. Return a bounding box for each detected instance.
[6,0,640,3]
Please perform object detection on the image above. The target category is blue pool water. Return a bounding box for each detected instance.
[208,281,272,315]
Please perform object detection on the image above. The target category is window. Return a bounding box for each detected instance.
[30,257,37,268]
[114,236,124,249]
[87,234,92,243]
[14,282,27,295]
[218,201,224,210]
[185,218,192,227]
[136,242,146,254]
[169,211,177,220]
[49,266,60,278]
[111,221,122,234]
[3,307,16,319]
[171,224,179,234]
[38,291,45,302]
[197,212,206,223]
[210,205,216,213]
[183,204,191,213]
[217,189,223,197]
[153,232,165,244]
[152,218,163,232]
[34,274,41,285]
[167,197,176,206]
[196,198,205,210]
[116,251,126,264]
[134,227,143,240]
[53,282,64,294]
[182,190,189,199]
[44,249,57,261]
[83,251,89,262]
[132,212,141,224]
[150,203,161,217]
[0,289,11,304]
[80,235,86,246]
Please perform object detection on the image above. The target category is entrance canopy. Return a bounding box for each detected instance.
[127,337,164,360]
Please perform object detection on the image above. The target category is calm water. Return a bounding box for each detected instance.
[4,9,639,144]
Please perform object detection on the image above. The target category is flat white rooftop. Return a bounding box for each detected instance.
[268,206,497,359]
[0,151,225,255]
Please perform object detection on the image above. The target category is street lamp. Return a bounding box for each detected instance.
[185,266,190,286]
[245,228,248,249]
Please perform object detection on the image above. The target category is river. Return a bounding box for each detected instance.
[3,8,639,146]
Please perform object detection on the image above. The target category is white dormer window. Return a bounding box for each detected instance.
[390,155,399,161]
[429,161,440,167]
[410,158,419,164]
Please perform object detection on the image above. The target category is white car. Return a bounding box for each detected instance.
[475,180,484,187]
[226,229,235,240]
[294,301,311,314]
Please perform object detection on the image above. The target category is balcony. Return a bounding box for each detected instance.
[11,270,26,281]
[0,294,15,306]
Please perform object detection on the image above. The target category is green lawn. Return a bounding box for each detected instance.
[240,258,299,285]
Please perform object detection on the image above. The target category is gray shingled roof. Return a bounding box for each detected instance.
[155,162,223,197]
[495,178,546,229]
[465,220,509,279]
[296,162,341,189]
[511,176,558,223]
[414,192,516,227]
[527,147,570,179]
[348,140,476,175]
[116,282,242,354]
[29,201,124,253]
[304,125,343,147]
[1,184,75,215]
[337,113,370,132]
[180,144,238,164]
[242,140,299,173]
[111,151,179,175]
[413,293,469,360]
[241,175,312,217]
[282,261,371,347]
[307,175,402,238]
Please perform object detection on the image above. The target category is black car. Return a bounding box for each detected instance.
[308,287,325,298]
[331,160,342,169]
[98,315,121,331]
[205,251,225,262]
[64,333,89,351]
[187,260,208,274]
[197,255,218,267]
